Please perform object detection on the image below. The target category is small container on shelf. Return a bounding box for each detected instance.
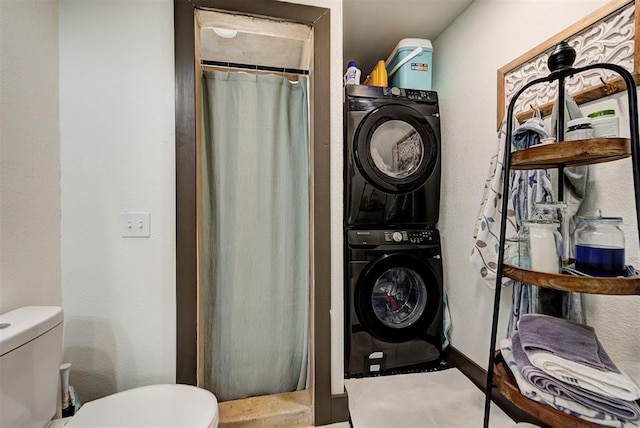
[504,236,530,268]
[565,117,593,141]
[588,109,619,138]
[521,220,562,273]
[575,210,625,277]
[532,201,570,266]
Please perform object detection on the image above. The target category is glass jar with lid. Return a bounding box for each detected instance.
[575,210,625,277]
[521,220,562,273]
[504,236,530,269]
[532,201,570,266]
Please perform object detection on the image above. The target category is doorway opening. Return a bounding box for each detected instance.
[196,7,312,406]
[174,1,344,425]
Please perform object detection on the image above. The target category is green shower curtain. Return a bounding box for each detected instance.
[201,70,309,401]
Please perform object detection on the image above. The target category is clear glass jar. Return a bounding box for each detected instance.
[532,201,570,266]
[521,220,561,273]
[575,212,625,277]
[504,236,530,269]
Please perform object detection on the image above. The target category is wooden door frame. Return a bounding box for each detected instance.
[174,0,346,424]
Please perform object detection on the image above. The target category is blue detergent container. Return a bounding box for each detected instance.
[385,38,433,90]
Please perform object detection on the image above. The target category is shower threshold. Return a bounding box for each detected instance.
[218,389,312,427]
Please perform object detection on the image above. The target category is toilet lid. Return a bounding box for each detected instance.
[65,384,218,428]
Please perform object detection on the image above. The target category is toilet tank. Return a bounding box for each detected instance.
[0,306,63,428]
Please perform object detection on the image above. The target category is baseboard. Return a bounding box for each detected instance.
[443,346,544,426]
[331,392,350,423]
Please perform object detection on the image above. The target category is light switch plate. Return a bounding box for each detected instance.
[121,212,150,238]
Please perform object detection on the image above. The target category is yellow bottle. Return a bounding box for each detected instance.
[365,60,388,87]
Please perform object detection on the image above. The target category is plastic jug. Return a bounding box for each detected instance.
[344,61,361,85]
[365,60,388,87]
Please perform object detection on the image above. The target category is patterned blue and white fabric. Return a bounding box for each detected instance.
[470,121,518,287]
[507,117,554,336]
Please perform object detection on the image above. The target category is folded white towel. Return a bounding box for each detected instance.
[518,314,640,402]
[527,352,640,402]
[500,338,625,427]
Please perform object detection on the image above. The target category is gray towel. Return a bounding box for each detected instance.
[518,313,618,372]
[512,332,640,421]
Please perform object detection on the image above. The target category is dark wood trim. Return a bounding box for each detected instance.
[174,0,338,425]
[174,0,198,387]
[310,9,333,426]
[443,346,544,426]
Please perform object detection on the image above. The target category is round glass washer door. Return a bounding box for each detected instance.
[371,266,427,329]
[355,253,440,343]
[354,104,438,194]
[369,120,424,180]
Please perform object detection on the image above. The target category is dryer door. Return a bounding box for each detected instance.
[354,252,440,342]
[354,104,438,194]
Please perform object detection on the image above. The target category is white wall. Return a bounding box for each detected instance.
[434,0,639,382]
[0,0,61,314]
[59,0,176,401]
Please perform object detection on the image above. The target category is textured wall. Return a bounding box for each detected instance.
[434,0,639,382]
[0,0,61,314]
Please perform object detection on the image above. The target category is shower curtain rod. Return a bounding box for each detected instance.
[201,60,309,75]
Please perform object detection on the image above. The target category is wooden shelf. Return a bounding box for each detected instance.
[503,264,640,295]
[510,138,631,170]
[493,351,604,428]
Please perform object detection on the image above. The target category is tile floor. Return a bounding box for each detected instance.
[331,368,516,427]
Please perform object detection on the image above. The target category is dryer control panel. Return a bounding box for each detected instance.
[345,84,437,104]
[348,228,439,246]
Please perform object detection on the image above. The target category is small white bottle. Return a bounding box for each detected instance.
[344,61,361,85]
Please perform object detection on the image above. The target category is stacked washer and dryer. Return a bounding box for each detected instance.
[344,84,445,378]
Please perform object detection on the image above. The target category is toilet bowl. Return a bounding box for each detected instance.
[0,306,218,428]
[65,384,218,428]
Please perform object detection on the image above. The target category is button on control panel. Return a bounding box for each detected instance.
[384,230,409,242]
[405,89,432,100]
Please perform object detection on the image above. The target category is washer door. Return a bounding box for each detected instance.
[354,104,438,194]
[354,253,440,342]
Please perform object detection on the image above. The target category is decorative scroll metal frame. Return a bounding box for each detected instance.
[497,0,640,128]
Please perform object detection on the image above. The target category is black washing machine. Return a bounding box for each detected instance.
[344,85,441,228]
[345,228,443,378]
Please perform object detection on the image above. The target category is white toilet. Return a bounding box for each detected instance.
[0,306,219,428]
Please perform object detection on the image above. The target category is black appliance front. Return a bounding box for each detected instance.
[345,85,441,227]
[345,228,444,378]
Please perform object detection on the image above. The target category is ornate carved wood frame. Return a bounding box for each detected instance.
[497,0,640,128]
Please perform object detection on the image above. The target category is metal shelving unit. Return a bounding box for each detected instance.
[482,41,640,428]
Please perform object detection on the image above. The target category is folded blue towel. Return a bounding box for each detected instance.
[518,313,617,372]
[512,332,640,421]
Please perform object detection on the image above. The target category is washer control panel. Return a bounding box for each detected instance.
[348,229,439,246]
